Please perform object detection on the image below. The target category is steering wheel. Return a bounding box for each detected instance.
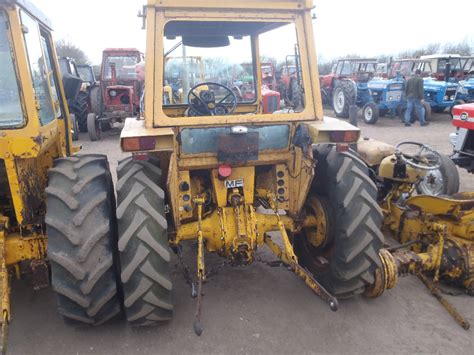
[395,141,441,170]
[187,82,237,116]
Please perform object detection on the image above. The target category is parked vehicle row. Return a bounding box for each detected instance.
[320,54,474,124]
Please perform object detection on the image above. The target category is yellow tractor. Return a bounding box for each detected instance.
[119,0,473,333]
[119,0,384,333]
[0,0,121,350]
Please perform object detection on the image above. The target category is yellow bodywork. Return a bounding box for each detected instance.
[0,1,74,348]
[120,0,352,320]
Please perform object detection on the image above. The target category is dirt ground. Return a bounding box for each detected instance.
[7,111,474,354]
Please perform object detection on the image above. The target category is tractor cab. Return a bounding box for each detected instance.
[0,1,74,223]
[390,59,433,79]
[420,54,462,81]
[77,64,97,86]
[334,58,377,82]
[156,21,307,120]
[87,48,144,139]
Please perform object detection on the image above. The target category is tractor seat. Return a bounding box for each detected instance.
[357,138,396,167]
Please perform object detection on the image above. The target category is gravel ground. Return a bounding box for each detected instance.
[7,111,473,354]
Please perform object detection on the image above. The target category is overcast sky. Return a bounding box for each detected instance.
[34,0,474,65]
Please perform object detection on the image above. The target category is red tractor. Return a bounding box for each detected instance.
[88,48,144,140]
[450,102,474,173]
[319,58,377,116]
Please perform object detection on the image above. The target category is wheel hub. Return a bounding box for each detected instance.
[304,197,330,249]
[334,90,344,112]
[419,169,444,196]
[365,107,373,120]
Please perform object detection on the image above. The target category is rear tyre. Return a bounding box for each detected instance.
[333,80,356,118]
[90,86,102,117]
[421,101,432,121]
[416,154,460,196]
[294,145,384,298]
[287,77,303,110]
[68,91,88,133]
[362,102,379,124]
[87,113,101,141]
[116,157,173,326]
[46,155,121,325]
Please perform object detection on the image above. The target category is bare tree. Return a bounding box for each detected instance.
[55,39,91,65]
[443,41,472,55]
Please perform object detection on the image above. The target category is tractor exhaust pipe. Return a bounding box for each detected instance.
[444,62,451,82]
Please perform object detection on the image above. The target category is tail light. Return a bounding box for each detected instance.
[122,137,156,151]
[329,131,359,143]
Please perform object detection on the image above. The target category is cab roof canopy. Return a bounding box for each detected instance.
[339,58,377,62]
[149,0,314,11]
[0,0,53,29]
[164,21,287,38]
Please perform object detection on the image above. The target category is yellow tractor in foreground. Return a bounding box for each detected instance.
[118,0,473,333]
[119,0,384,333]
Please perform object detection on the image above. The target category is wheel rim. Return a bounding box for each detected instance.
[364,106,373,121]
[334,89,345,112]
[418,169,444,196]
[304,197,330,249]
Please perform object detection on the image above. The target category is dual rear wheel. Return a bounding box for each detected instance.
[46,155,172,327]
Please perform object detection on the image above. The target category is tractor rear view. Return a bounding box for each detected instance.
[118,0,385,333]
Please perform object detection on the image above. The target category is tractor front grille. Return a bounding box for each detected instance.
[445,88,457,101]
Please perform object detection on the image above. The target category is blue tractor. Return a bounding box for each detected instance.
[362,75,404,124]
[419,54,460,113]
[327,58,404,124]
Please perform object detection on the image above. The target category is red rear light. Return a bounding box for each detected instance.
[122,137,156,151]
[329,131,359,143]
[218,164,232,180]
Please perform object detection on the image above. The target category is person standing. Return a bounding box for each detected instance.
[404,68,428,127]
[135,61,145,114]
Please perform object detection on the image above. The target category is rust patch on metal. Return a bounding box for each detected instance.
[18,164,47,225]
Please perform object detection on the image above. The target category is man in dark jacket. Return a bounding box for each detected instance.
[404,69,428,126]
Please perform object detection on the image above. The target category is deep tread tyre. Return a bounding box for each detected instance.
[90,86,102,117]
[287,77,304,110]
[87,113,101,141]
[295,145,384,298]
[333,80,356,118]
[68,91,88,133]
[116,157,173,326]
[46,154,121,325]
[422,101,432,121]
